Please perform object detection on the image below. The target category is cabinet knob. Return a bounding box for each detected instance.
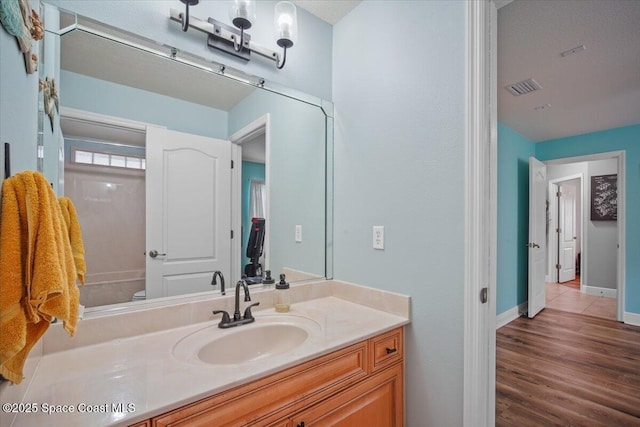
[386,347,397,354]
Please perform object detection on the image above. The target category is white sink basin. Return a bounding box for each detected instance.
[173,314,321,366]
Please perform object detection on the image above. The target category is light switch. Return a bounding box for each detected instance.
[295,225,302,242]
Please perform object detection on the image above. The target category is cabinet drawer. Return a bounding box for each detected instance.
[369,328,403,373]
[153,341,367,427]
[290,363,404,427]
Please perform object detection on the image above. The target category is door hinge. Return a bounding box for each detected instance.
[557,191,562,197]
[231,230,234,239]
[231,160,234,169]
[556,227,561,233]
[556,263,561,270]
[480,287,488,304]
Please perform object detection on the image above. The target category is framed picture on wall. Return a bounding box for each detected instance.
[590,174,617,221]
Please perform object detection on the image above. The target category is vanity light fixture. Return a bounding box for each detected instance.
[179,0,199,32]
[171,0,297,70]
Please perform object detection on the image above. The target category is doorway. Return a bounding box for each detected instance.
[542,154,623,321]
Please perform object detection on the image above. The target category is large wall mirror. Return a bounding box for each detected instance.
[40,5,333,314]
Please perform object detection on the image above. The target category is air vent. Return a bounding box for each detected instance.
[505,78,542,96]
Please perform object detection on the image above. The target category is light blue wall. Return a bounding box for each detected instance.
[333,1,466,425]
[537,124,640,314]
[229,90,326,278]
[61,70,228,138]
[496,124,535,314]
[47,0,333,100]
[0,19,39,176]
[241,161,265,266]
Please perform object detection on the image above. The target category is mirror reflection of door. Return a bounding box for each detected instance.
[239,130,267,279]
[62,112,234,307]
[145,127,232,300]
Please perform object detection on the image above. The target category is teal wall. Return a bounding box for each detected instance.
[241,161,265,267]
[497,123,640,317]
[496,124,535,315]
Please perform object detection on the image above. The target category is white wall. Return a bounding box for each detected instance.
[333,1,466,425]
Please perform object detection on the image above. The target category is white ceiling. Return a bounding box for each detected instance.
[292,0,361,25]
[498,0,640,142]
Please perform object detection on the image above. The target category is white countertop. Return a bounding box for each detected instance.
[7,289,410,427]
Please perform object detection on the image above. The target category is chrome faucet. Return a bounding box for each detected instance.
[212,279,260,328]
[211,270,225,295]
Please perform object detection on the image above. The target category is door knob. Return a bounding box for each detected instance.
[149,250,166,258]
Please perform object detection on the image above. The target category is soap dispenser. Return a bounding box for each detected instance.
[263,270,275,287]
[274,274,291,313]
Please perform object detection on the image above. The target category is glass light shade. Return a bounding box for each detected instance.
[274,1,297,48]
[229,0,255,30]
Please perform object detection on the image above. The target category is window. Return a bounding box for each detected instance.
[72,149,146,170]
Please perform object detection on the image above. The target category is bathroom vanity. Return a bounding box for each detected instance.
[3,280,410,427]
[146,327,403,426]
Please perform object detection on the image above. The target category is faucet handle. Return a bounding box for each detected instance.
[212,310,230,325]
[243,302,260,321]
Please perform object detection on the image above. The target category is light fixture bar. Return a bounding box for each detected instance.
[169,8,280,65]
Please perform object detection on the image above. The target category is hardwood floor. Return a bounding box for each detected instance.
[496,309,640,426]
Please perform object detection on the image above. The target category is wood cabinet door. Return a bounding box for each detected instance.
[290,364,403,427]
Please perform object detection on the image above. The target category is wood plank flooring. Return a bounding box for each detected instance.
[496,309,640,426]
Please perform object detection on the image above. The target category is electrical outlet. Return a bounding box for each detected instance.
[295,225,302,243]
[373,226,384,250]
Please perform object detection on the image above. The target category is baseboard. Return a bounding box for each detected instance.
[581,284,617,298]
[496,302,528,329]
[624,311,640,326]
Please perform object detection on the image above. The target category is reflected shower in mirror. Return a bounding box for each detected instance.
[48,13,331,311]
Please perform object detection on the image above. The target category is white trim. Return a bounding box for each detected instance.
[464,1,492,426]
[496,302,527,329]
[230,143,242,286]
[624,311,640,327]
[616,152,626,322]
[581,285,617,298]
[60,106,158,133]
[229,114,271,285]
[487,3,498,426]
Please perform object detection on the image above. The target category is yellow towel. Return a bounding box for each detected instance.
[0,171,79,384]
[58,196,86,284]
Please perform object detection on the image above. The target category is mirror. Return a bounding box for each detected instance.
[41,7,333,313]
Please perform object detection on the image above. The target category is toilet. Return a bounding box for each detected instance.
[132,290,146,301]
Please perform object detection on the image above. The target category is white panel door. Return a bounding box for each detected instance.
[145,127,231,299]
[558,182,577,283]
[528,157,547,318]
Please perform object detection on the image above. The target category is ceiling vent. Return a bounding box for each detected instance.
[505,78,542,96]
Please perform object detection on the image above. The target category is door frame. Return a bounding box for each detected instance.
[228,114,271,286]
[463,1,495,425]
[544,151,625,321]
[547,173,583,284]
